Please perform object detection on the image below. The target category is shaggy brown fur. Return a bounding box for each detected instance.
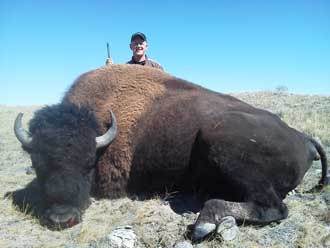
[64,65,176,197]
[64,64,247,198]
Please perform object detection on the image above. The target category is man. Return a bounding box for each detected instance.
[127,32,163,70]
[106,32,163,70]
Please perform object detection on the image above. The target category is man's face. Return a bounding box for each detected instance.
[130,37,148,56]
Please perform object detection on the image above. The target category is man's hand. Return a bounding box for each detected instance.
[105,58,113,65]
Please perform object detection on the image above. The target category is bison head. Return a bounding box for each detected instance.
[14,104,117,229]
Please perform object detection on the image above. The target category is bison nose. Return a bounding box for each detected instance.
[44,205,81,229]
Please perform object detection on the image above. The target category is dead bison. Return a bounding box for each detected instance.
[14,64,329,240]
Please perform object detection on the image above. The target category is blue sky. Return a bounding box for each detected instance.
[1,0,329,105]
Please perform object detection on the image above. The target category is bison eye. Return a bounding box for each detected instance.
[30,153,44,169]
[30,153,53,177]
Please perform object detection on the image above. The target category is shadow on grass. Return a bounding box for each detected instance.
[166,194,204,214]
[4,178,44,219]
[4,178,204,225]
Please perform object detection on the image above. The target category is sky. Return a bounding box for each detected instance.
[1,0,329,105]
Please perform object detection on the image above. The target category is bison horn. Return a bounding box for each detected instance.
[95,111,118,149]
[14,113,33,147]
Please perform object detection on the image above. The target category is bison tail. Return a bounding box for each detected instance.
[309,137,329,186]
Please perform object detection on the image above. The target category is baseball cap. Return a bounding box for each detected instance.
[131,32,147,42]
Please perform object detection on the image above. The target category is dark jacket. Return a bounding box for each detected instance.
[126,55,163,71]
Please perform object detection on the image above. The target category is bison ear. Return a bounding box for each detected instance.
[95,111,117,149]
[14,113,33,148]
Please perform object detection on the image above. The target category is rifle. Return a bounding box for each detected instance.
[107,42,110,59]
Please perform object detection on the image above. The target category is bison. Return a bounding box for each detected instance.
[13,64,329,240]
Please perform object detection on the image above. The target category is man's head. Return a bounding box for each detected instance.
[130,32,148,60]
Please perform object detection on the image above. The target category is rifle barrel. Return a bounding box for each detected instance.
[107,43,110,58]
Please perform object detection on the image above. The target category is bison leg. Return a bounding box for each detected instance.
[192,180,288,241]
[192,198,288,241]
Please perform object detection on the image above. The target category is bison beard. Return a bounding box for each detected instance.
[11,64,329,241]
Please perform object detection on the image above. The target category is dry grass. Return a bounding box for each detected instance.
[1,91,330,247]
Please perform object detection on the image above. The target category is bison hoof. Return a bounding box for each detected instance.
[216,216,239,241]
[323,176,330,185]
[43,205,81,230]
[191,216,239,242]
[192,222,216,241]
